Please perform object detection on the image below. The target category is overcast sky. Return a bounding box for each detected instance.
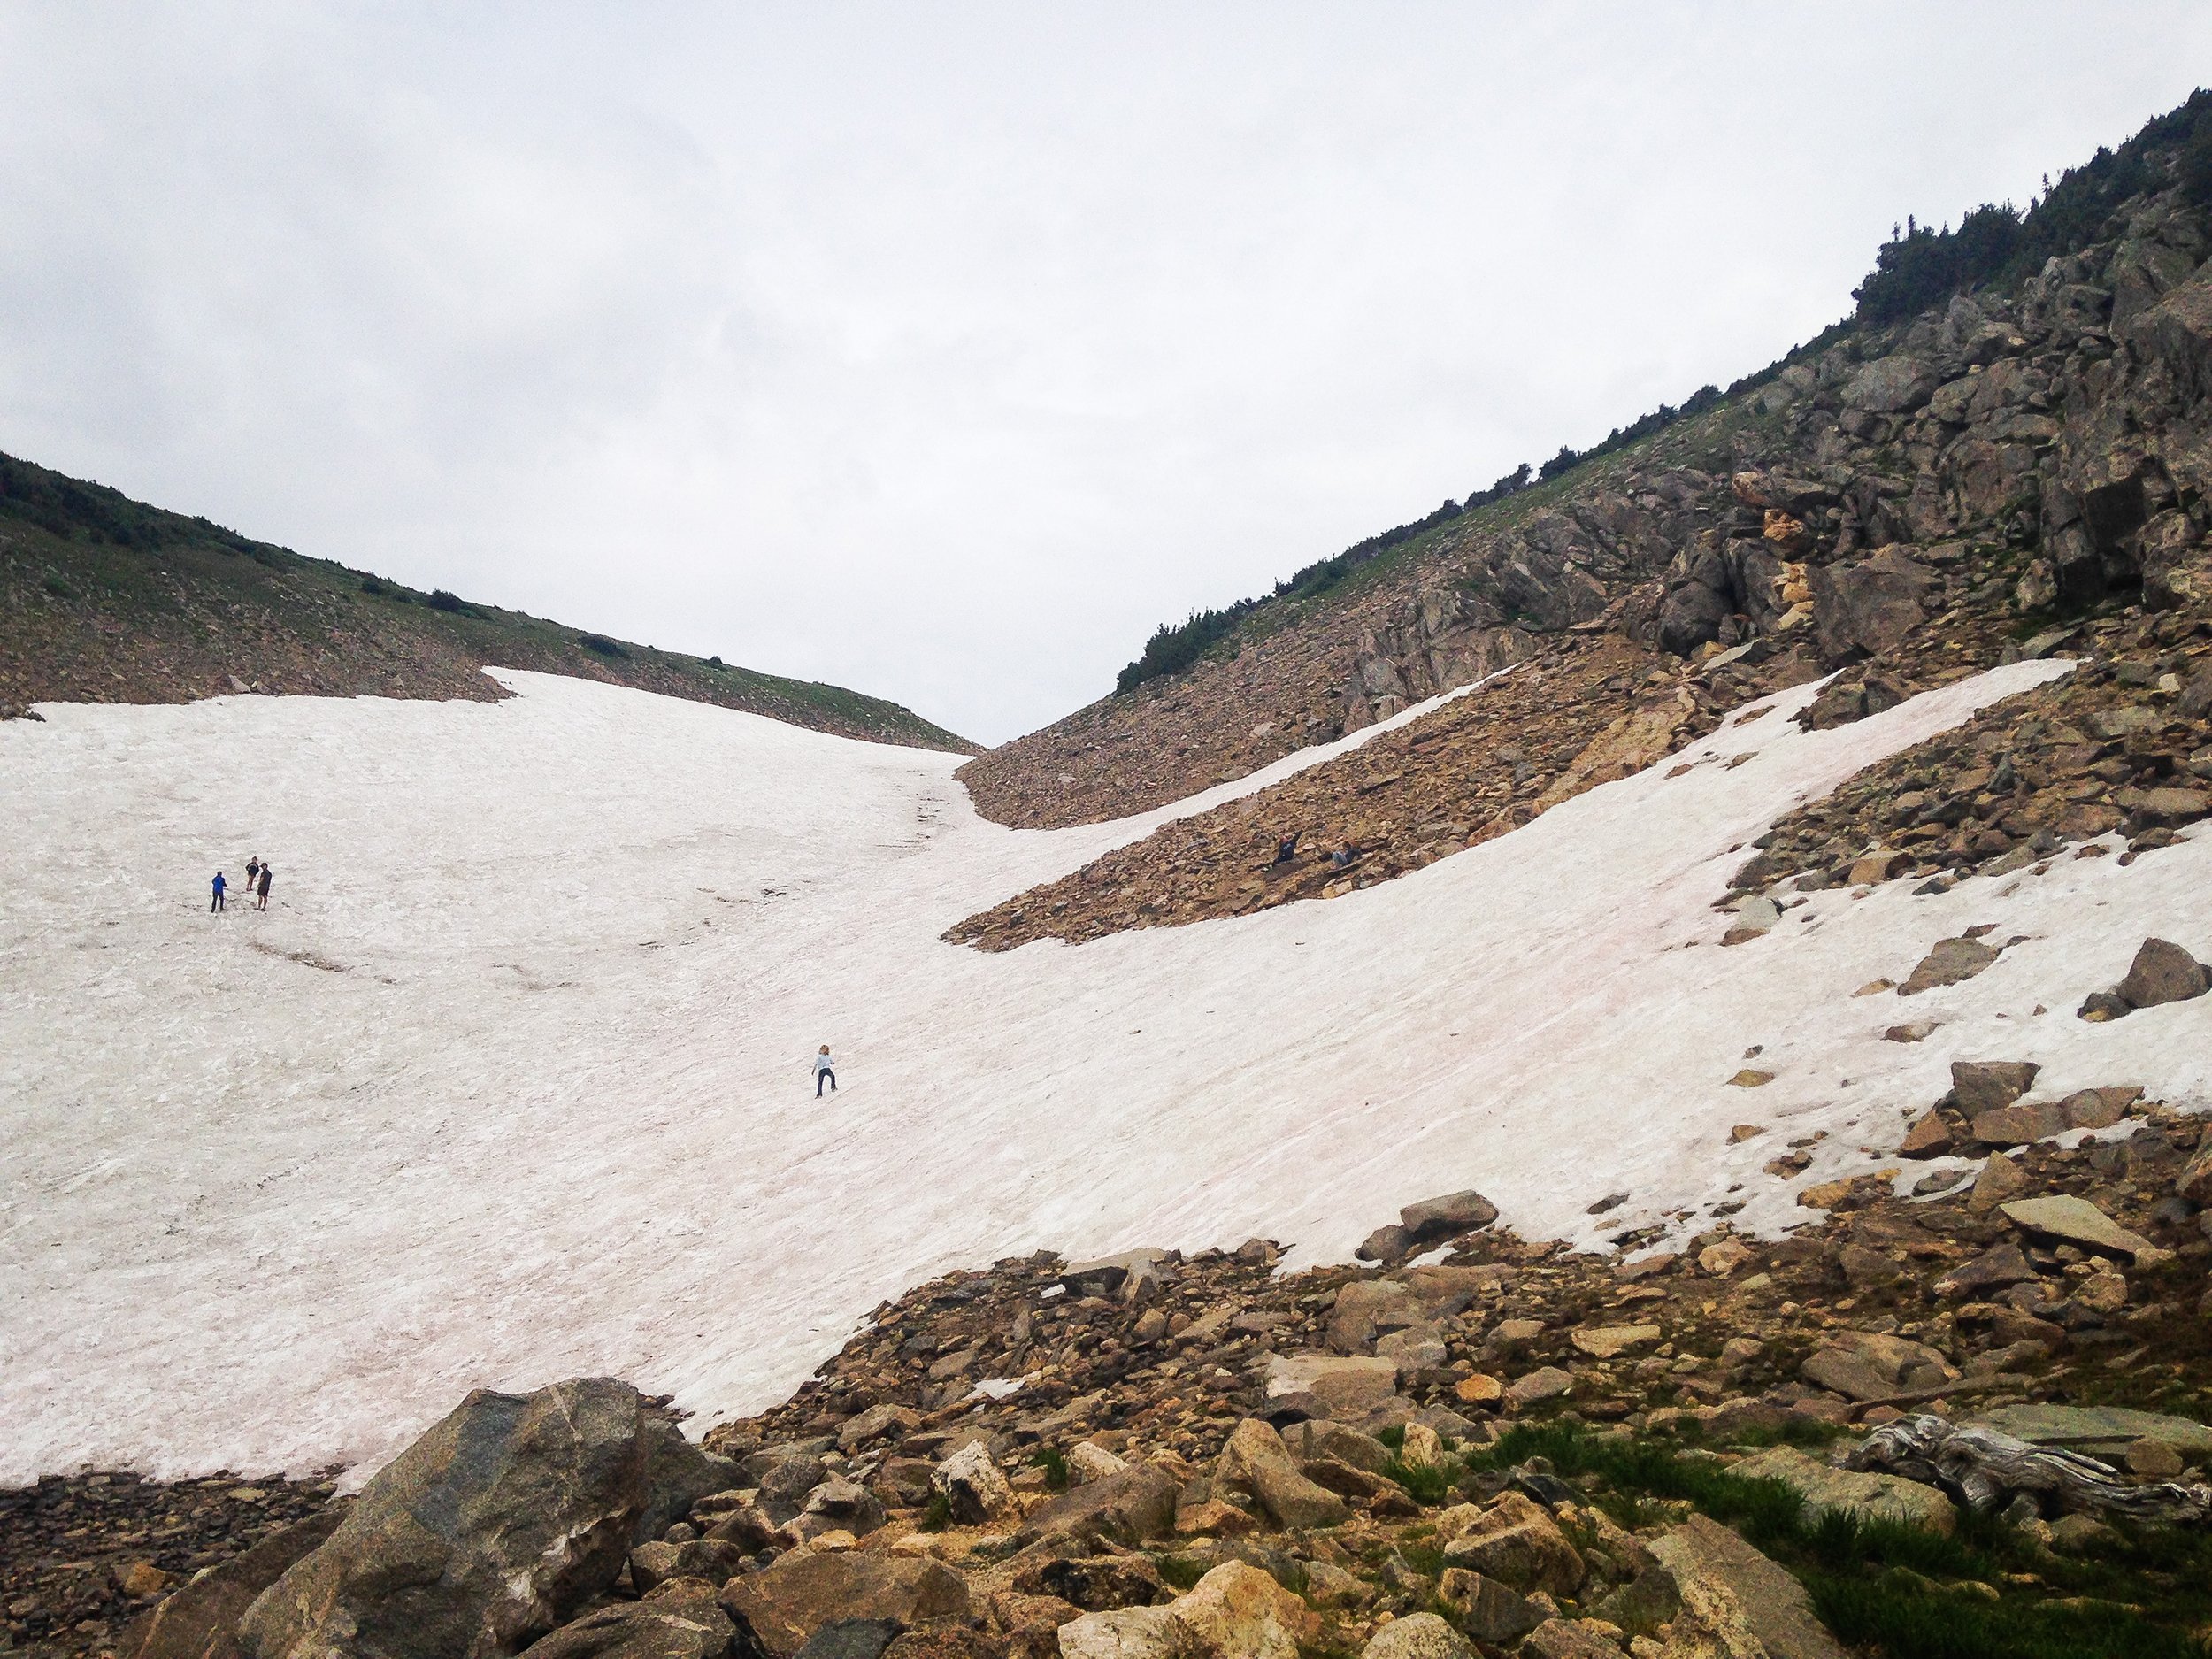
[3,7,2207,742]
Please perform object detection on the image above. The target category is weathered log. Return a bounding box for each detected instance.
[1844,1414,2212,1523]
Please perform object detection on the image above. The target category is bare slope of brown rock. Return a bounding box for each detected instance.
[961,158,2212,841]
[0,451,973,752]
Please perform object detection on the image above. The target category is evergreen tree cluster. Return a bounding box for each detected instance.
[1852,88,2212,325]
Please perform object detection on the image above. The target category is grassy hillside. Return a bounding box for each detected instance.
[0,451,973,751]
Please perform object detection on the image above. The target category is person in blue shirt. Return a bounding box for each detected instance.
[211,871,227,912]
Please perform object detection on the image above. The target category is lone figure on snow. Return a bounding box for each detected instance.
[814,1044,837,1096]
[211,871,227,912]
[257,864,273,910]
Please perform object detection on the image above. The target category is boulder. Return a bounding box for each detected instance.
[931,1443,1012,1525]
[1439,1493,1584,1596]
[1435,1570,1542,1645]
[1064,1442,1129,1486]
[1015,1464,1179,1548]
[753,1454,830,1523]
[1213,1417,1350,1529]
[2123,264,2212,404]
[1899,937,2001,996]
[122,1511,343,1659]
[1279,1420,1394,1474]
[1799,1332,1955,1402]
[718,1555,968,1659]
[1358,1611,1474,1659]
[1507,1367,1575,1408]
[637,1423,747,1548]
[1999,1195,2169,1265]
[1058,1562,1315,1659]
[1569,1325,1660,1360]
[797,1476,887,1540]
[1649,1514,1848,1659]
[1518,1622,1625,1659]
[835,1404,922,1455]
[517,1580,734,1659]
[1970,1100,2067,1148]
[1897,1111,1956,1157]
[2115,938,2209,1009]
[1328,1279,1418,1354]
[238,1378,655,1659]
[1060,1249,1172,1302]
[1732,1446,1956,1535]
[1844,355,1939,414]
[1948,1060,2039,1115]
[628,1539,745,1594]
[1265,1353,1400,1417]
[1398,1191,1499,1243]
[791,1624,901,1659]
[1813,548,1939,661]
[1932,1242,2039,1298]
[1356,1225,1414,1266]
[1015,1555,1165,1613]
[1969,1404,2212,1460]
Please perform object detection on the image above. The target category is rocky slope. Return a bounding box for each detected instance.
[0,452,972,752]
[956,104,2212,954]
[56,1008,2212,1659]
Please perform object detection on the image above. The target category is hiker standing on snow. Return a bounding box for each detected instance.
[246,856,261,890]
[211,871,227,911]
[257,864,273,910]
[814,1044,837,1096]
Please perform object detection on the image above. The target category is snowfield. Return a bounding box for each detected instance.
[4,661,2209,1485]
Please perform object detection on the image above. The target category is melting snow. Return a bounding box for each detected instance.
[3,659,2208,1484]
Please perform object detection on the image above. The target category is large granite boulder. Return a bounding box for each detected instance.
[239,1379,656,1659]
[1813,547,1939,662]
[718,1555,967,1659]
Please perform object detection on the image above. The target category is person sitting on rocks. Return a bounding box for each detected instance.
[1330,844,1358,870]
[1272,832,1301,865]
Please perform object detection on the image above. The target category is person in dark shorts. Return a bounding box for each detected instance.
[211,871,227,911]
[246,856,261,889]
[814,1045,837,1096]
[256,864,273,910]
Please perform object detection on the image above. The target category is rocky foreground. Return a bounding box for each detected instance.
[24,1012,2212,1659]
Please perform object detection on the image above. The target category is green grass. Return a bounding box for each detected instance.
[1031,1446,1070,1492]
[1447,1424,2212,1659]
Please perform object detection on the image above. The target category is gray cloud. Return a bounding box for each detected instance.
[4,4,2208,741]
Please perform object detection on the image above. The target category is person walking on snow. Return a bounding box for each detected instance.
[256,864,273,910]
[814,1044,837,1096]
[211,871,227,911]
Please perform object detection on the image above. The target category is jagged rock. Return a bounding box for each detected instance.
[2000,1195,2170,1266]
[1359,1612,1474,1659]
[1439,1493,1584,1596]
[1967,1153,2029,1212]
[1016,1465,1179,1548]
[1356,1225,1414,1266]
[1799,1332,1956,1402]
[1733,1446,1957,1534]
[790,1623,901,1659]
[1328,1280,1418,1354]
[628,1539,744,1594]
[1933,1242,2039,1298]
[1897,1111,1956,1157]
[1898,937,2001,996]
[1058,1562,1315,1659]
[1266,1353,1400,1416]
[122,1512,342,1659]
[1569,1325,1660,1359]
[2114,937,2209,1009]
[1518,1621,1624,1659]
[1399,1191,1499,1244]
[1279,1420,1394,1474]
[1064,1443,1129,1486]
[1971,1100,2067,1148]
[1813,548,1939,661]
[718,1555,968,1659]
[238,1378,654,1659]
[1436,1570,1543,1645]
[1845,355,1939,414]
[798,1476,887,1540]
[1507,1367,1575,1408]
[931,1444,1011,1525]
[1948,1060,2039,1115]
[1649,1514,1848,1659]
[836,1404,923,1455]
[638,1424,746,1548]
[1060,1250,1172,1302]
[1014,1554,1165,1613]
[518,1580,734,1659]
[1212,1418,1350,1529]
